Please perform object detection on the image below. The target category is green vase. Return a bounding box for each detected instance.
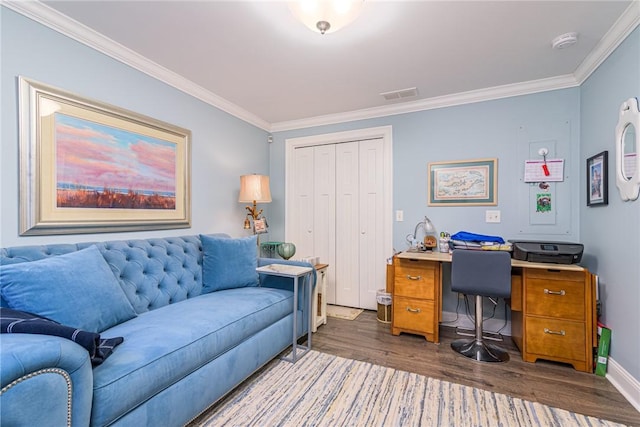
[277,243,296,260]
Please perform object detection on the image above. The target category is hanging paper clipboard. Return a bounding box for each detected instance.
[524,159,564,182]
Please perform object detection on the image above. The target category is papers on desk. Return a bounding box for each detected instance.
[449,240,513,252]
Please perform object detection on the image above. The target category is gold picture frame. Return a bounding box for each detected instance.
[18,77,191,235]
[428,158,497,206]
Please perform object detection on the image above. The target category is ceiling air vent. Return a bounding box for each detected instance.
[380,87,418,101]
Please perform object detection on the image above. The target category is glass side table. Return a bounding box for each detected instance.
[256,263,313,363]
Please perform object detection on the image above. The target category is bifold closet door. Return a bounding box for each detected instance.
[358,138,385,310]
[335,142,360,308]
[292,145,337,304]
[292,147,314,262]
[312,145,336,304]
[292,138,385,310]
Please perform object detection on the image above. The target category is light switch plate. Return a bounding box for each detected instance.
[485,210,501,223]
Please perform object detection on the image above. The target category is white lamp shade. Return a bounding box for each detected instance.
[289,0,364,34]
[239,175,272,203]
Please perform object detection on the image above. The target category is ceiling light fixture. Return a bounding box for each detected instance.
[289,0,365,35]
[551,32,578,49]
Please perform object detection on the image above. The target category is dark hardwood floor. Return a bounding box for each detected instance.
[312,310,640,426]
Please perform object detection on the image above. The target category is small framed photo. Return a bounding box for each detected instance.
[254,218,268,234]
[587,151,608,206]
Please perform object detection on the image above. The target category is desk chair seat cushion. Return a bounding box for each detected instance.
[451,250,511,298]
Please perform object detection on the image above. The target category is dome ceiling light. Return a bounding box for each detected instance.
[289,0,365,35]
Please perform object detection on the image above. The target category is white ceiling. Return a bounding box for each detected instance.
[12,1,640,131]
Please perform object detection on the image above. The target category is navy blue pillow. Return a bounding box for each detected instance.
[200,234,259,293]
[0,307,123,366]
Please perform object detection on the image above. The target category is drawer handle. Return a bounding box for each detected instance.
[406,307,422,313]
[544,328,566,336]
[544,288,566,296]
[406,275,422,281]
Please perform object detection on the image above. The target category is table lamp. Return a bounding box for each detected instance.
[406,216,437,251]
[239,174,271,230]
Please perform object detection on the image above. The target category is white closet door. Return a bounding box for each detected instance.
[292,147,315,261]
[335,142,360,307]
[312,145,336,304]
[359,139,385,310]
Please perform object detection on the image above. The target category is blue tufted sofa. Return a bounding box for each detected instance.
[0,234,315,426]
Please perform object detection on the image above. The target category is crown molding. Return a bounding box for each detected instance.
[4,1,637,134]
[270,74,579,132]
[574,1,640,84]
[2,0,271,131]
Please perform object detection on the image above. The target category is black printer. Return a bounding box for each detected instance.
[510,240,583,264]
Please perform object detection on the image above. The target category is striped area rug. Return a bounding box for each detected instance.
[191,350,626,427]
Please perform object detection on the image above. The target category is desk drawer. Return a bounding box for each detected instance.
[525,279,585,320]
[393,296,435,334]
[394,260,436,299]
[525,269,585,282]
[525,317,586,361]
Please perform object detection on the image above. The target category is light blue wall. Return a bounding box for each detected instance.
[271,89,581,314]
[0,7,269,247]
[580,27,640,380]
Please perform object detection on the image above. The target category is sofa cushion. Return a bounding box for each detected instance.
[0,246,137,333]
[89,287,294,427]
[201,234,259,293]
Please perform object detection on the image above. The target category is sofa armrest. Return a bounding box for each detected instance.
[1,334,93,427]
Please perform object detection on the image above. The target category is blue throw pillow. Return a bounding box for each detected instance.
[200,234,259,293]
[0,245,137,333]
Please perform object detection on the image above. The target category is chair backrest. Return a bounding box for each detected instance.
[451,249,512,298]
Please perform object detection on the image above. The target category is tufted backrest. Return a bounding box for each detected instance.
[0,235,227,314]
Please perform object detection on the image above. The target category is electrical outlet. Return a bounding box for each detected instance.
[485,210,501,223]
[395,210,403,221]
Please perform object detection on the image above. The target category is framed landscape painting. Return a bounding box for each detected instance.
[428,158,497,206]
[18,77,191,235]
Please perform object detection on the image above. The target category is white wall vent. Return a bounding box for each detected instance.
[380,87,418,101]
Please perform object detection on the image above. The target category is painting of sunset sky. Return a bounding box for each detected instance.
[55,113,177,210]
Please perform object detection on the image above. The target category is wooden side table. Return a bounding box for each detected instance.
[312,264,329,332]
[256,263,313,363]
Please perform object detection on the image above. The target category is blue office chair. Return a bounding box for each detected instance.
[450,249,512,363]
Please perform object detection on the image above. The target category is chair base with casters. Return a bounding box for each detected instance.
[450,295,509,363]
[449,249,512,363]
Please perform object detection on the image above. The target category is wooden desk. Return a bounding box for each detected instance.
[390,251,596,372]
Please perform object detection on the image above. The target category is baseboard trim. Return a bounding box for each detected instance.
[606,357,640,412]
